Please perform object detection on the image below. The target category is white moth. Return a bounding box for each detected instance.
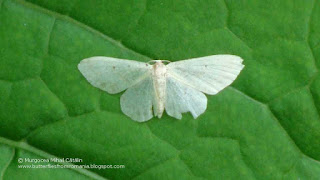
[78,55,244,122]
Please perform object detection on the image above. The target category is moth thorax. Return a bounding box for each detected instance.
[153,61,167,77]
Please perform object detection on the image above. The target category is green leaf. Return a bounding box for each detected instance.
[0,0,320,179]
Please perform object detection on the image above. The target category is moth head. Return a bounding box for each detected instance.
[148,60,171,65]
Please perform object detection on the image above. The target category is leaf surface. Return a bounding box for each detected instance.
[0,0,320,179]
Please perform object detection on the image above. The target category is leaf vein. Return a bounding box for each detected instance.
[0,137,107,180]
[0,147,15,180]
[222,0,253,51]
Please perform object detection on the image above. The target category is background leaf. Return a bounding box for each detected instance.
[0,0,320,179]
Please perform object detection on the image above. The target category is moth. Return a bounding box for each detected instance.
[78,55,244,122]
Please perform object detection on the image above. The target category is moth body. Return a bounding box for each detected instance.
[151,60,167,118]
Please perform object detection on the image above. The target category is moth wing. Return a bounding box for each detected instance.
[78,56,151,94]
[165,76,207,119]
[166,55,244,95]
[120,76,155,122]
